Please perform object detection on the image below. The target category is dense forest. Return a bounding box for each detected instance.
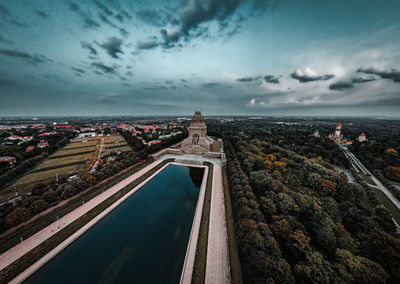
[222,124,400,283]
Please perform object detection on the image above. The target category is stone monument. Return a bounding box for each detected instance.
[181,111,213,155]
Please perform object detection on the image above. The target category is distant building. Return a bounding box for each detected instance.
[357,132,367,142]
[7,135,22,141]
[329,122,348,143]
[313,129,320,138]
[148,140,161,145]
[37,139,49,148]
[0,156,16,165]
[335,123,343,138]
[78,132,96,138]
[26,146,35,152]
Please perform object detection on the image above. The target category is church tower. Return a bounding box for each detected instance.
[335,123,342,137]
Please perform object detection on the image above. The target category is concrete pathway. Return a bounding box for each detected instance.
[0,159,162,271]
[205,165,231,284]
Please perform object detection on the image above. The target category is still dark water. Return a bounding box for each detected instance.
[24,165,204,284]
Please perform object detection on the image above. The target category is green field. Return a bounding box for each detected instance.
[101,146,131,158]
[17,165,84,185]
[1,135,131,201]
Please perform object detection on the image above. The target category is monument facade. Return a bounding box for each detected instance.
[181,111,213,155]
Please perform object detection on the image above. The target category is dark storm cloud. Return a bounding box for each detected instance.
[115,11,132,23]
[136,9,166,27]
[81,41,98,55]
[154,0,274,48]
[119,28,129,37]
[137,36,159,50]
[98,13,117,28]
[90,62,118,74]
[290,70,335,83]
[204,82,220,87]
[263,75,279,84]
[98,37,124,58]
[160,29,181,48]
[71,67,85,74]
[329,81,354,91]
[68,1,100,29]
[351,77,376,83]
[329,76,377,91]
[237,75,261,82]
[35,10,48,18]
[93,0,113,16]
[357,67,400,83]
[0,49,50,64]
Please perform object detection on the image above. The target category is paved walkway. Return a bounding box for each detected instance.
[0,159,162,271]
[205,165,231,283]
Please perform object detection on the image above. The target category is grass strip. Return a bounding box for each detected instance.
[0,158,173,283]
[48,150,95,159]
[31,161,85,173]
[191,162,213,284]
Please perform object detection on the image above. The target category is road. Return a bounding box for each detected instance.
[339,145,400,211]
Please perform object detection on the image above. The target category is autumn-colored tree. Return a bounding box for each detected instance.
[320,179,337,196]
[265,154,277,161]
[5,207,31,228]
[385,148,398,156]
[274,161,287,173]
[383,166,400,182]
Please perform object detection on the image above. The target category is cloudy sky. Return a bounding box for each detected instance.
[0,0,399,116]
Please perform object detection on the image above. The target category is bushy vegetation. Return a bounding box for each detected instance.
[224,129,400,283]
[0,132,72,189]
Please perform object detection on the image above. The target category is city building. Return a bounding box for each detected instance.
[181,111,213,155]
[0,156,16,165]
[357,132,367,142]
[329,123,344,142]
[37,139,49,148]
[26,146,35,152]
[78,132,96,138]
[314,129,320,138]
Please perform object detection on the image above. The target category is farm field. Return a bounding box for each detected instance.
[1,134,131,202]
[101,146,131,158]
[16,165,84,185]
[51,147,96,158]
